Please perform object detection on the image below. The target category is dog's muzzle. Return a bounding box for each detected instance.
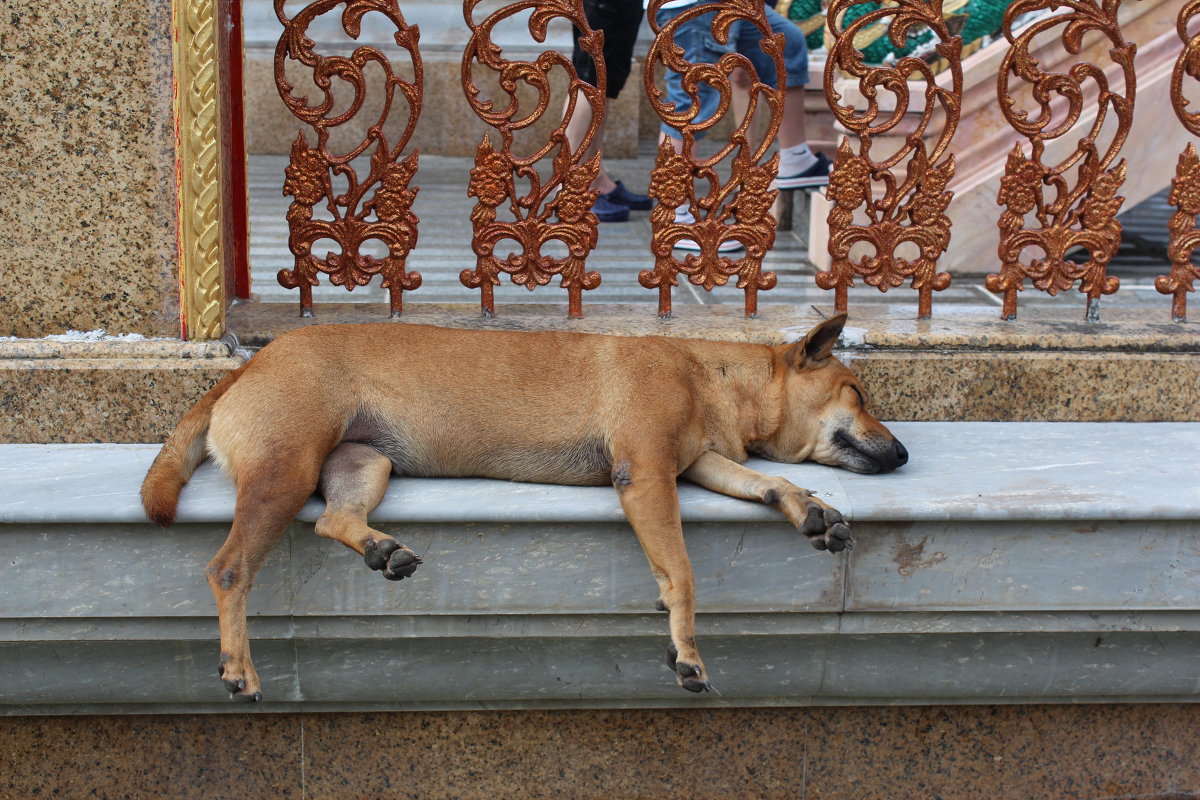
[885,439,909,472]
[835,431,909,474]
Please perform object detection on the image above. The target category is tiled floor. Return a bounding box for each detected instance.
[247,149,1190,314]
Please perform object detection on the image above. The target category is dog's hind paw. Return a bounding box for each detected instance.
[363,537,423,581]
[802,505,855,553]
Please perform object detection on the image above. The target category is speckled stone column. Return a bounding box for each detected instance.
[0,0,180,338]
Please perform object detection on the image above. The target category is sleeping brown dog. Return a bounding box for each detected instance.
[141,313,906,700]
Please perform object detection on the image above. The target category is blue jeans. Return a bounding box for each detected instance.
[656,0,810,139]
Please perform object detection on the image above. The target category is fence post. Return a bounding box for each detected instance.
[984,0,1135,322]
[274,0,424,318]
[1156,0,1200,323]
[459,0,605,319]
[816,0,961,320]
[641,0,784,318]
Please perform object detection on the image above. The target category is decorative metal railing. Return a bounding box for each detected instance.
[1158,0,1200,322]
[459,0,605,318]
[816,0,960,320]
[274,0,424,318]
[639,0,783,318]
[983,0,1133,322]
[268,0,1195,323]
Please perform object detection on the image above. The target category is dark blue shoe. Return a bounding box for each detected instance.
[601,180,652,211]
[592,193,630,222]
[775,151,832,189]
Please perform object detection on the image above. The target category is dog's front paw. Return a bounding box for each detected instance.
[218,652,263,702]
[363,537,423,581]
[801,504,854,553]
[666,643,714,693]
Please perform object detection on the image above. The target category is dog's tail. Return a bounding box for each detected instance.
[141,362,248,526]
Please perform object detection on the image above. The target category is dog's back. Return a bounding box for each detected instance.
[144,323,758,518]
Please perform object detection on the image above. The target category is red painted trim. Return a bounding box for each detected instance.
[219,0,251,300]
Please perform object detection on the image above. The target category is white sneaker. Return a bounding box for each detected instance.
[673,237,745,253]
[672,208,744,253]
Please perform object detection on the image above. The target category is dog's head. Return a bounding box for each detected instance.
[755,314,907,474]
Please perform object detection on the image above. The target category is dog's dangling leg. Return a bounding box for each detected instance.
[208,463,319,702]
[611,458,713,694]
[315,442,421,581]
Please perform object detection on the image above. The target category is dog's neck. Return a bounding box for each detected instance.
[687,342,782,461]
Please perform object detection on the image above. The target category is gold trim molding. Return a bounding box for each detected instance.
[173,0,226,340]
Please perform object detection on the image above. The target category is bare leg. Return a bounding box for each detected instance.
[778,85,808,150]
[564,97,616,193]
[731,67,752,136]
[315,442,421,581]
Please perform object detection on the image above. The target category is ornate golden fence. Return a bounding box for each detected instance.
[238,0,1195,327]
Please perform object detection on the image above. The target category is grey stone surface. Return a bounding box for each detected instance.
[2,423,1197,524]
[1,422,1197,711]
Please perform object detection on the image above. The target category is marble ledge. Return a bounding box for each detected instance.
[226,301,1200,352]
[2,422,1198,526]
[0,338,233,361]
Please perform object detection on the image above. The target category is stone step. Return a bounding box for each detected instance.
[1,422,1197,712]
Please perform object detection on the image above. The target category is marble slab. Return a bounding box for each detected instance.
[1,422,1197,525]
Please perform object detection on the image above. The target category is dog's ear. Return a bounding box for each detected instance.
[783,313,847,369]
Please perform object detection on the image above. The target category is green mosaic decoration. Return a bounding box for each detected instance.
[778,0,1011,65]
[778,0,826,51]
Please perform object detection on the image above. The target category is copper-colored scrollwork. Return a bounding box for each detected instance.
[460,0,604,318]
[641,0,783,318]
[274,0,422,317]
[984,0,1133,322]
[1156,0,1200,322]
[816,0,960,319]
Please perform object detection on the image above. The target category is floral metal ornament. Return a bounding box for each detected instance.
[984,0,1134,322]
[641,0,784,318]
[1156,0,1200,322]
[816,0,961,319]
[274,0,423,317]
[459,0,605,318]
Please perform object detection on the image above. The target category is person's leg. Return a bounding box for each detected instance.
[565,0,643,197]
[656,2,745,251]
[656,2,726,143]
[564,99,617,193]
[730,63,753,133]
[587,0,653,212]
[737,5,828,186]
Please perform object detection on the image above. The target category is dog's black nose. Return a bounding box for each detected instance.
[893,440,908,466]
